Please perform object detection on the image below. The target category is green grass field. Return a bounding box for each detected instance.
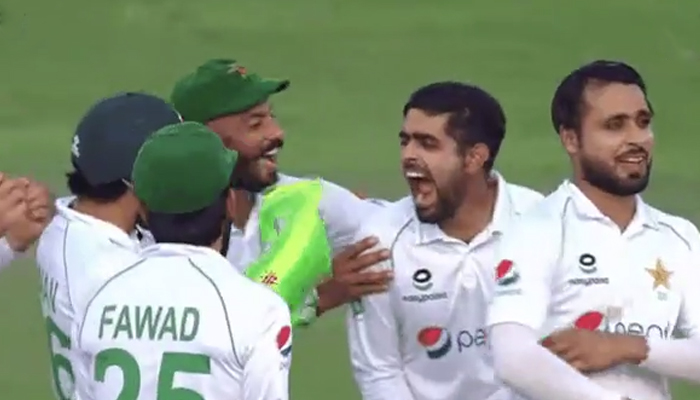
[1,0,699,398]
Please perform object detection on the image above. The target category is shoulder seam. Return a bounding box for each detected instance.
[186,258,242,366]
[61,221,74,310]
[77,258,147,346]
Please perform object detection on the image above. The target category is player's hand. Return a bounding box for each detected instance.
[315,236,392,316]
[0,173,26,237]
[5,178,54,252]
[541,328,648,373]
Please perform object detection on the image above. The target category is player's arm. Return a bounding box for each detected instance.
[346,262,415,400]
[317,179,387,252]
[636,222,700,382]
[242,299,293,400]
[487,218,625,400]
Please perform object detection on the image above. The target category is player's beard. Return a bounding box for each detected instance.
[415,174,465,224]
[231,140,283,193]
[580,155,652,196]
[232,157,279,193]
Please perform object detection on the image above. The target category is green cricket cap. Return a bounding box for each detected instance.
[132,121,239,214]
[171,59,289,123]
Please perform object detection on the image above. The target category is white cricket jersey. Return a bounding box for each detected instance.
[488,180,700,400]
[347,173,543,400]
[35,196,146,400]
[226,173,387,271]
[72,243,292,400]
[0,236,17,272]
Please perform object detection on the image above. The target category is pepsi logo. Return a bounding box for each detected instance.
[495,260,519,286]
[417,326,452,359]
[276,326,293,357]
[574,311,605,330]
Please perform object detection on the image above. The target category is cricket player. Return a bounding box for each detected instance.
[36,92,183,400]
[0,173,52,271]
[171,59,392,323]
[72,121,292,400]
[346,82,543,400]
[488,60,700,400]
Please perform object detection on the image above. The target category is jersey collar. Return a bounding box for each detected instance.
[416,171,515,245]
[139,242,227,260]
[55,196,138,249]
[559,180,660,231]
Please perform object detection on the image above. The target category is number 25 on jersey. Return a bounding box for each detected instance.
[94,349,211,400]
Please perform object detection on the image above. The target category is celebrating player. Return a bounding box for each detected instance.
[0,173,52,271]
[170,59,392,323]
[346,82,543,400]
[36,92,183,400]
[488,61,700,400]
[72,122,292,400]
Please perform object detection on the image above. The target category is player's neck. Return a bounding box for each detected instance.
[229,189,256,230]
[439,176,498,243]
[73,198,137,234]
[573,179,636,231]
[208,236,224,253]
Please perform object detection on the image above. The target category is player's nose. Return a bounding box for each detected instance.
[627,127,654,151]
[265,120,284,141]
[400,141,420,161]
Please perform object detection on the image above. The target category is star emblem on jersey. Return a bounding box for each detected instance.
[646,259,672,290]
[276,325,292,357]
[412,268,433,291]
[260,272,279,287]
[417,326,452,359]
[573,311,605,330]
[495,260,519,286]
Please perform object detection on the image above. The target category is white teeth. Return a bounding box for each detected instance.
[264,148,279,156]
[405,171,425,178]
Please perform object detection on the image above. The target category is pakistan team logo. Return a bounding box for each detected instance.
[495,260,519,286]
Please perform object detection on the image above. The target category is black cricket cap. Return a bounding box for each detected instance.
[71,92,183,185]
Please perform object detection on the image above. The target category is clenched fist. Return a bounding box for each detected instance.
[4,177,54,252]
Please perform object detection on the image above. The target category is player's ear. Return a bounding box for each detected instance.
[464,143,489,174]
[137,201,148,223]
[560,128,580,155]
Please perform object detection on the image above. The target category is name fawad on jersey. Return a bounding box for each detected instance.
[98,305,200,341]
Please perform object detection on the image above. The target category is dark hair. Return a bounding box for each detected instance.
[402,81,506,171]
[147,192,228,247]
[66,169,128,202]
[551,60,652,134]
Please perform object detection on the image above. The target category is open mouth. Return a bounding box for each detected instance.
[261,147,279,164]
[616,153,648,168]
[617,154,646,164]
[405,170,434,206]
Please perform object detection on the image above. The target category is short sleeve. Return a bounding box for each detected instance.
[241,298,292,400]
[675,222,700,338]
[487,216,561,331]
